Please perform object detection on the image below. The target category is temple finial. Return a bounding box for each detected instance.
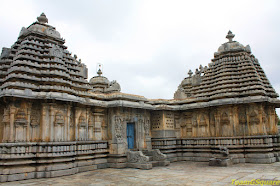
[188,70,193,77]
[37,13,48,24]
[226,30,235,42]
[97,64,102,76]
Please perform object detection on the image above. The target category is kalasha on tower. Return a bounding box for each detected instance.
[0,13,279,182]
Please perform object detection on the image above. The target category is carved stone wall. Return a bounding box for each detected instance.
[108,107,151,155]
[179,103,279,138]
[0,100,108,143]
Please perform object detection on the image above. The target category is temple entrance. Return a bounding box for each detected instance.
[127,123,135,149]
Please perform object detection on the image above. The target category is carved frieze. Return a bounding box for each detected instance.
[54,112,64,125]
[220,112,229,125]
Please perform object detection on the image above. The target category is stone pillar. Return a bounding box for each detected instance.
[144,113,152,150]
[2,106,10,142]
[41,103,49,141]
[49,104,55,142]
[26,103,32,142]
[66,105,71,141]
[101,112,108,141]
[86,107,90,140]
[214,112,219,137]
[232,106,239,136]
[9,104,16,142]
[94,113,103,140]
[192,112,198,137]
[229,106,234,137]
[74,107,80,141]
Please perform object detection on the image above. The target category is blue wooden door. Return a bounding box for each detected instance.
[127,123,135,149]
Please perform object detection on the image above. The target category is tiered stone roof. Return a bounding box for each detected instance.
[0,14,279,109]
[0,13,91,98]
[174,31,278,101]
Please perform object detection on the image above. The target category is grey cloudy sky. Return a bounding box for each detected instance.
[1,0,280,109]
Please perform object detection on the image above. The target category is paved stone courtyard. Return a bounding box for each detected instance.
[2,161,280,186]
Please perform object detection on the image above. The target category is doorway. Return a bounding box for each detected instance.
[127,123,135,149]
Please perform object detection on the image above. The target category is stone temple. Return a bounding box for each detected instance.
[0,13,279,182]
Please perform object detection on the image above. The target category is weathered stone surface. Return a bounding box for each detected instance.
[209,158,232,167]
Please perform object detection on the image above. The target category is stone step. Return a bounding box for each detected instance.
[151,160,170,167]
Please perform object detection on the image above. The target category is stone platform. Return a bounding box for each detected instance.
[2,161,280,186]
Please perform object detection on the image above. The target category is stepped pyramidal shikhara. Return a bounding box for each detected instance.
[174,30,278,100]
[0,13,279,182]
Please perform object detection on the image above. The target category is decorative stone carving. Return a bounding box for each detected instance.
[37,13,48,23]
[15,108,27,126]
[199,114,207,126]
[78,115,86,127]
[54,112,64,125]
[192,114,198,127]
[88,115,94,127]
[19,27,29,37]
[152,149,167,161]
[105,80,121,93]
[221,112,229,125]
[78,115,87,141]
[45,27,61,38]
[50,46,63,58]
[239,110,247,125]
[69,111,74,127]
[115,116,125,143]
[249,111,260,125]
[262,110,268,124]
[127,150,149,163]
[30,109,40,127]
[209,111,215,126]
[144,119,150,136]
[218,146,229,156]
[0,47,11,59]
[209,146,232,167]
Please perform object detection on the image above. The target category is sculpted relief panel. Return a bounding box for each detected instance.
[54,111,65,141]
[179,105,273,138]
[14,104,28,142]
[219,109,232,137]
[114,115,125,144]
[78,115,87,141]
